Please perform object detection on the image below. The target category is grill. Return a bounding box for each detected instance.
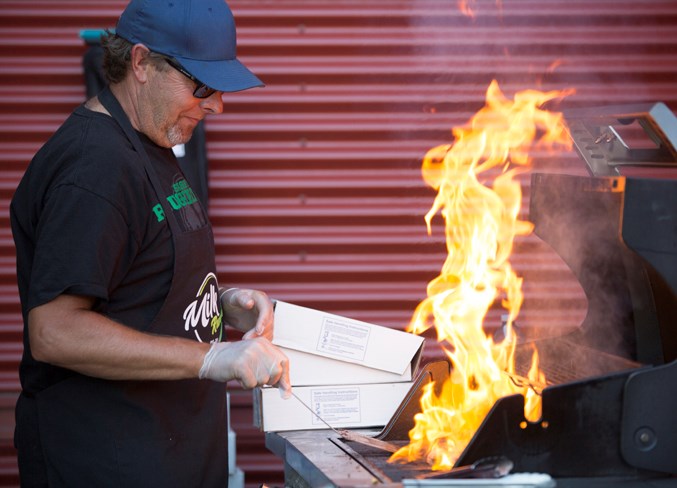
[265,104,677,487]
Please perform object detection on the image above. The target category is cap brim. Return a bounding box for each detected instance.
[178,57,264,93]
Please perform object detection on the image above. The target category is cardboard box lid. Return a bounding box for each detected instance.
[273,300,424,376]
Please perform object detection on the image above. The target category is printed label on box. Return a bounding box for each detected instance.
[316,317,370,361]
[310,387,361,425]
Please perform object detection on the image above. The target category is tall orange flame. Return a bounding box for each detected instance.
[390,80,573,470]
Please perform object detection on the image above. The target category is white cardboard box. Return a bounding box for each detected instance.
[283,346,413,386]
[253,382,413,432]
[273,300,424,382]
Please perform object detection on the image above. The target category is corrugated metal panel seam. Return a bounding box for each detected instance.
[1,1,677,486]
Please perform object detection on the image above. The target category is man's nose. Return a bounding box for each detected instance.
[200,92,224,115]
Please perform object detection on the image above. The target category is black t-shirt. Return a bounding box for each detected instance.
[10,104,206,394]
[11,100,228,487]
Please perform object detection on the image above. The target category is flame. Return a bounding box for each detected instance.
[389,80,573,470]
[458,0,476,18]
[458,0,504,18]
[547,59,565,73]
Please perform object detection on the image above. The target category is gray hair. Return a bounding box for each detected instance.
[101,31,167,85]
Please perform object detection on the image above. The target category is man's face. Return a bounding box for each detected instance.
[138,58,223,148]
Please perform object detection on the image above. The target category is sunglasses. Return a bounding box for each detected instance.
[162,56,217,99]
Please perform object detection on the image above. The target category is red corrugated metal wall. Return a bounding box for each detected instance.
[1,1,677,486]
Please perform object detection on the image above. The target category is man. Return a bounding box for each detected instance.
[9,0,290,486]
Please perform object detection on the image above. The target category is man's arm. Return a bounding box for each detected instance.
[28,294,208,380]
[28,292,291,394]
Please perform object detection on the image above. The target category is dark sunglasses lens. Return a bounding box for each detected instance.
[163,57,216,99]
[194,85,217,99]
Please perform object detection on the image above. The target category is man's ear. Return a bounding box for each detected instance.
[129,43,152,83]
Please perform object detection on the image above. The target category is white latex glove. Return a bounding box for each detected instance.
[198,338,291,399]
[220,288,274,340]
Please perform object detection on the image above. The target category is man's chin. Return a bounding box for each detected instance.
[167,127,194,147]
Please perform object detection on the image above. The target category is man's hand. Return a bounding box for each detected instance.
[198,338,291,398]
[220,288,274,340]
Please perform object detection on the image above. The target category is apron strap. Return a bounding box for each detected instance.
[97,86,179,234]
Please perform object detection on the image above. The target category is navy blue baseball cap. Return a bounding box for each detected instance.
[116,0,263,93]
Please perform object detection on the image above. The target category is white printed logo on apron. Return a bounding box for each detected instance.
[182,272,223,342]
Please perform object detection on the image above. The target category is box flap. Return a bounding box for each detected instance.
[283,347,413,386]
[273,300,424,375]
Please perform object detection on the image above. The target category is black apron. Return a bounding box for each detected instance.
[31,87,228,487]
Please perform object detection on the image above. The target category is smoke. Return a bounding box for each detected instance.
[528,172,637,360]
[398,0,664,364]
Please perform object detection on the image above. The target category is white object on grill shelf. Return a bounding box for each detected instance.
[402,472,556,488]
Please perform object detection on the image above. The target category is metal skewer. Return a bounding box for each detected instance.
[290,391,342,435]
[290,391,400,453]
